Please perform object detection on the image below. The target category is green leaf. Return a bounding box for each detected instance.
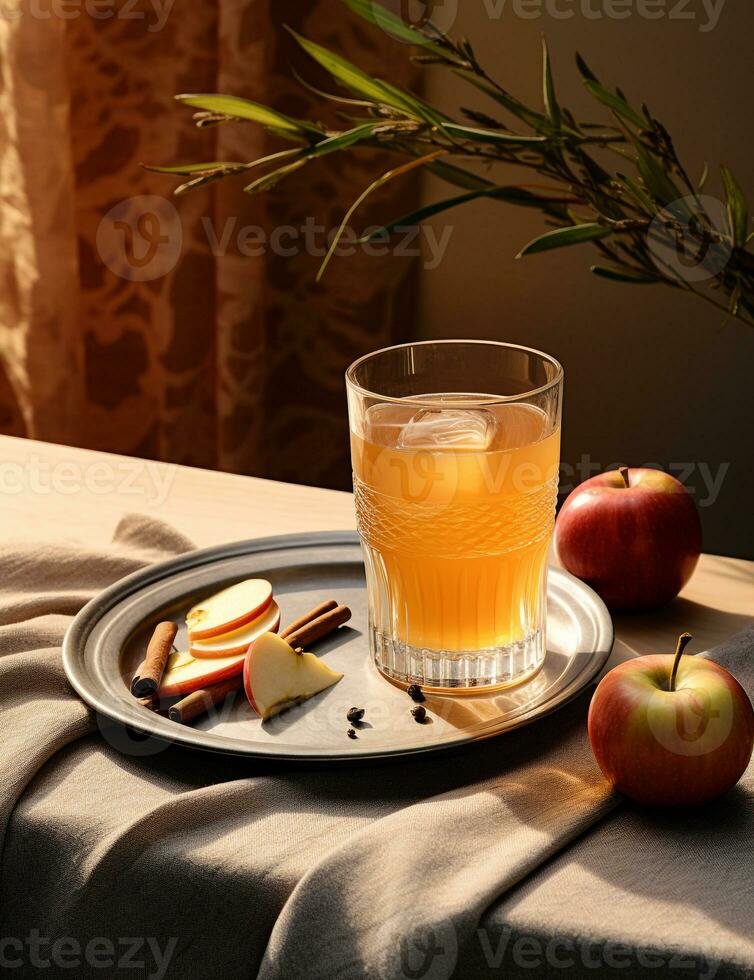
[291,67,376,107]
[176,94,324,140]
[240,148,308,170]
[151,150,306,194]
[361,185,565,240]
[575,52,599,84]
[175,170,250,195]
[575,149,611,187]
[312,122,381,154]
[142,161,246,176]
[583,80,645,129]
[631,139,683,208]
[244,159,308,194]
[442,122,548,146]
[616,173,656,214]
[542,40,561,130]
[517,223,611,257]
[452,69,552,134]
[591,265,659,284]
[317,151,445,280]
[698,161,710,192]
[728,278,743,316]
[240,124,381,193]
[343,0,448,56]
[424,159,496,191]
[286,28,445,126]
[721,165,749,246]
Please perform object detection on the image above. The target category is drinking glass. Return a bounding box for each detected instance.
[346,340,563,691]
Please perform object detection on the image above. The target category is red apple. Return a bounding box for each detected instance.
[554,467,702,611]
[589,633,754,807]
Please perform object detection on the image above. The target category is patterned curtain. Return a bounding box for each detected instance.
[0,0,419,489]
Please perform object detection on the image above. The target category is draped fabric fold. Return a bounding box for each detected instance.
[1,518,752,979]
[0,1,419,487]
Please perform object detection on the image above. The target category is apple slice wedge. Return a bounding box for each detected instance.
[243,631,343,721]
[158,650,245,698]
[189,601,280,658]
[187,579,273,641]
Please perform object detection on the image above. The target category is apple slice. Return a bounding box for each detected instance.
[186,579,273,640]
[189,601,280,658]
[243,631,343,721]
[158,650,245,698]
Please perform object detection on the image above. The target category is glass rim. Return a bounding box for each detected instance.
[345,339,564,409]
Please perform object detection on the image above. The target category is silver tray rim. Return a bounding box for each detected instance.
[62,530,614,761]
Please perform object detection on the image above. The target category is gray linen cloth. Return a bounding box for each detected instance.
[1,516,752,979]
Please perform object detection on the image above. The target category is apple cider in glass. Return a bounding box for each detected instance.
[347,342,563,691]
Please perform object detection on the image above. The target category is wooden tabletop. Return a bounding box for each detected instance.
[1,434,751,664]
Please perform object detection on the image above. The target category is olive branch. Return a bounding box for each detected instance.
[145,0,754,327]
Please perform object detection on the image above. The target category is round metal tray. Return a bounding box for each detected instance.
[63,531,613,761]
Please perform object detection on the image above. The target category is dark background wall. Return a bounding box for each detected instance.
[414,0,753,559]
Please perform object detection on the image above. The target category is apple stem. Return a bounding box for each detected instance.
[619,466,631,488]
[669,632,693,692]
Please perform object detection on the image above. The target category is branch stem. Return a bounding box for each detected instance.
[669,632,693,692]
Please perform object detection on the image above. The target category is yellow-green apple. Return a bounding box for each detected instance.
[187,579,273,640]
[589,633,754,806]
[189,601,280,658]
[554,467,702,610]
[158,650,246,697]
[243,631,343,721]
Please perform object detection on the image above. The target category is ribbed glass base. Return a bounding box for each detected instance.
[371,626,545,692]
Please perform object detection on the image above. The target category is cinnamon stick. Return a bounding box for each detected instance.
[279,599,338,639]
[283,605,351,649]
[168,676,242,724]
[131,621,177,699]
[167,601,352,726]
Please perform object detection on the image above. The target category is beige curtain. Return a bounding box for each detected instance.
[0,0,419,488]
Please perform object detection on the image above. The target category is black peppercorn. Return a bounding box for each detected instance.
[346,706,365,724]
[407,683,425,703]
[411,705,427,723]
[347,728,358,739]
